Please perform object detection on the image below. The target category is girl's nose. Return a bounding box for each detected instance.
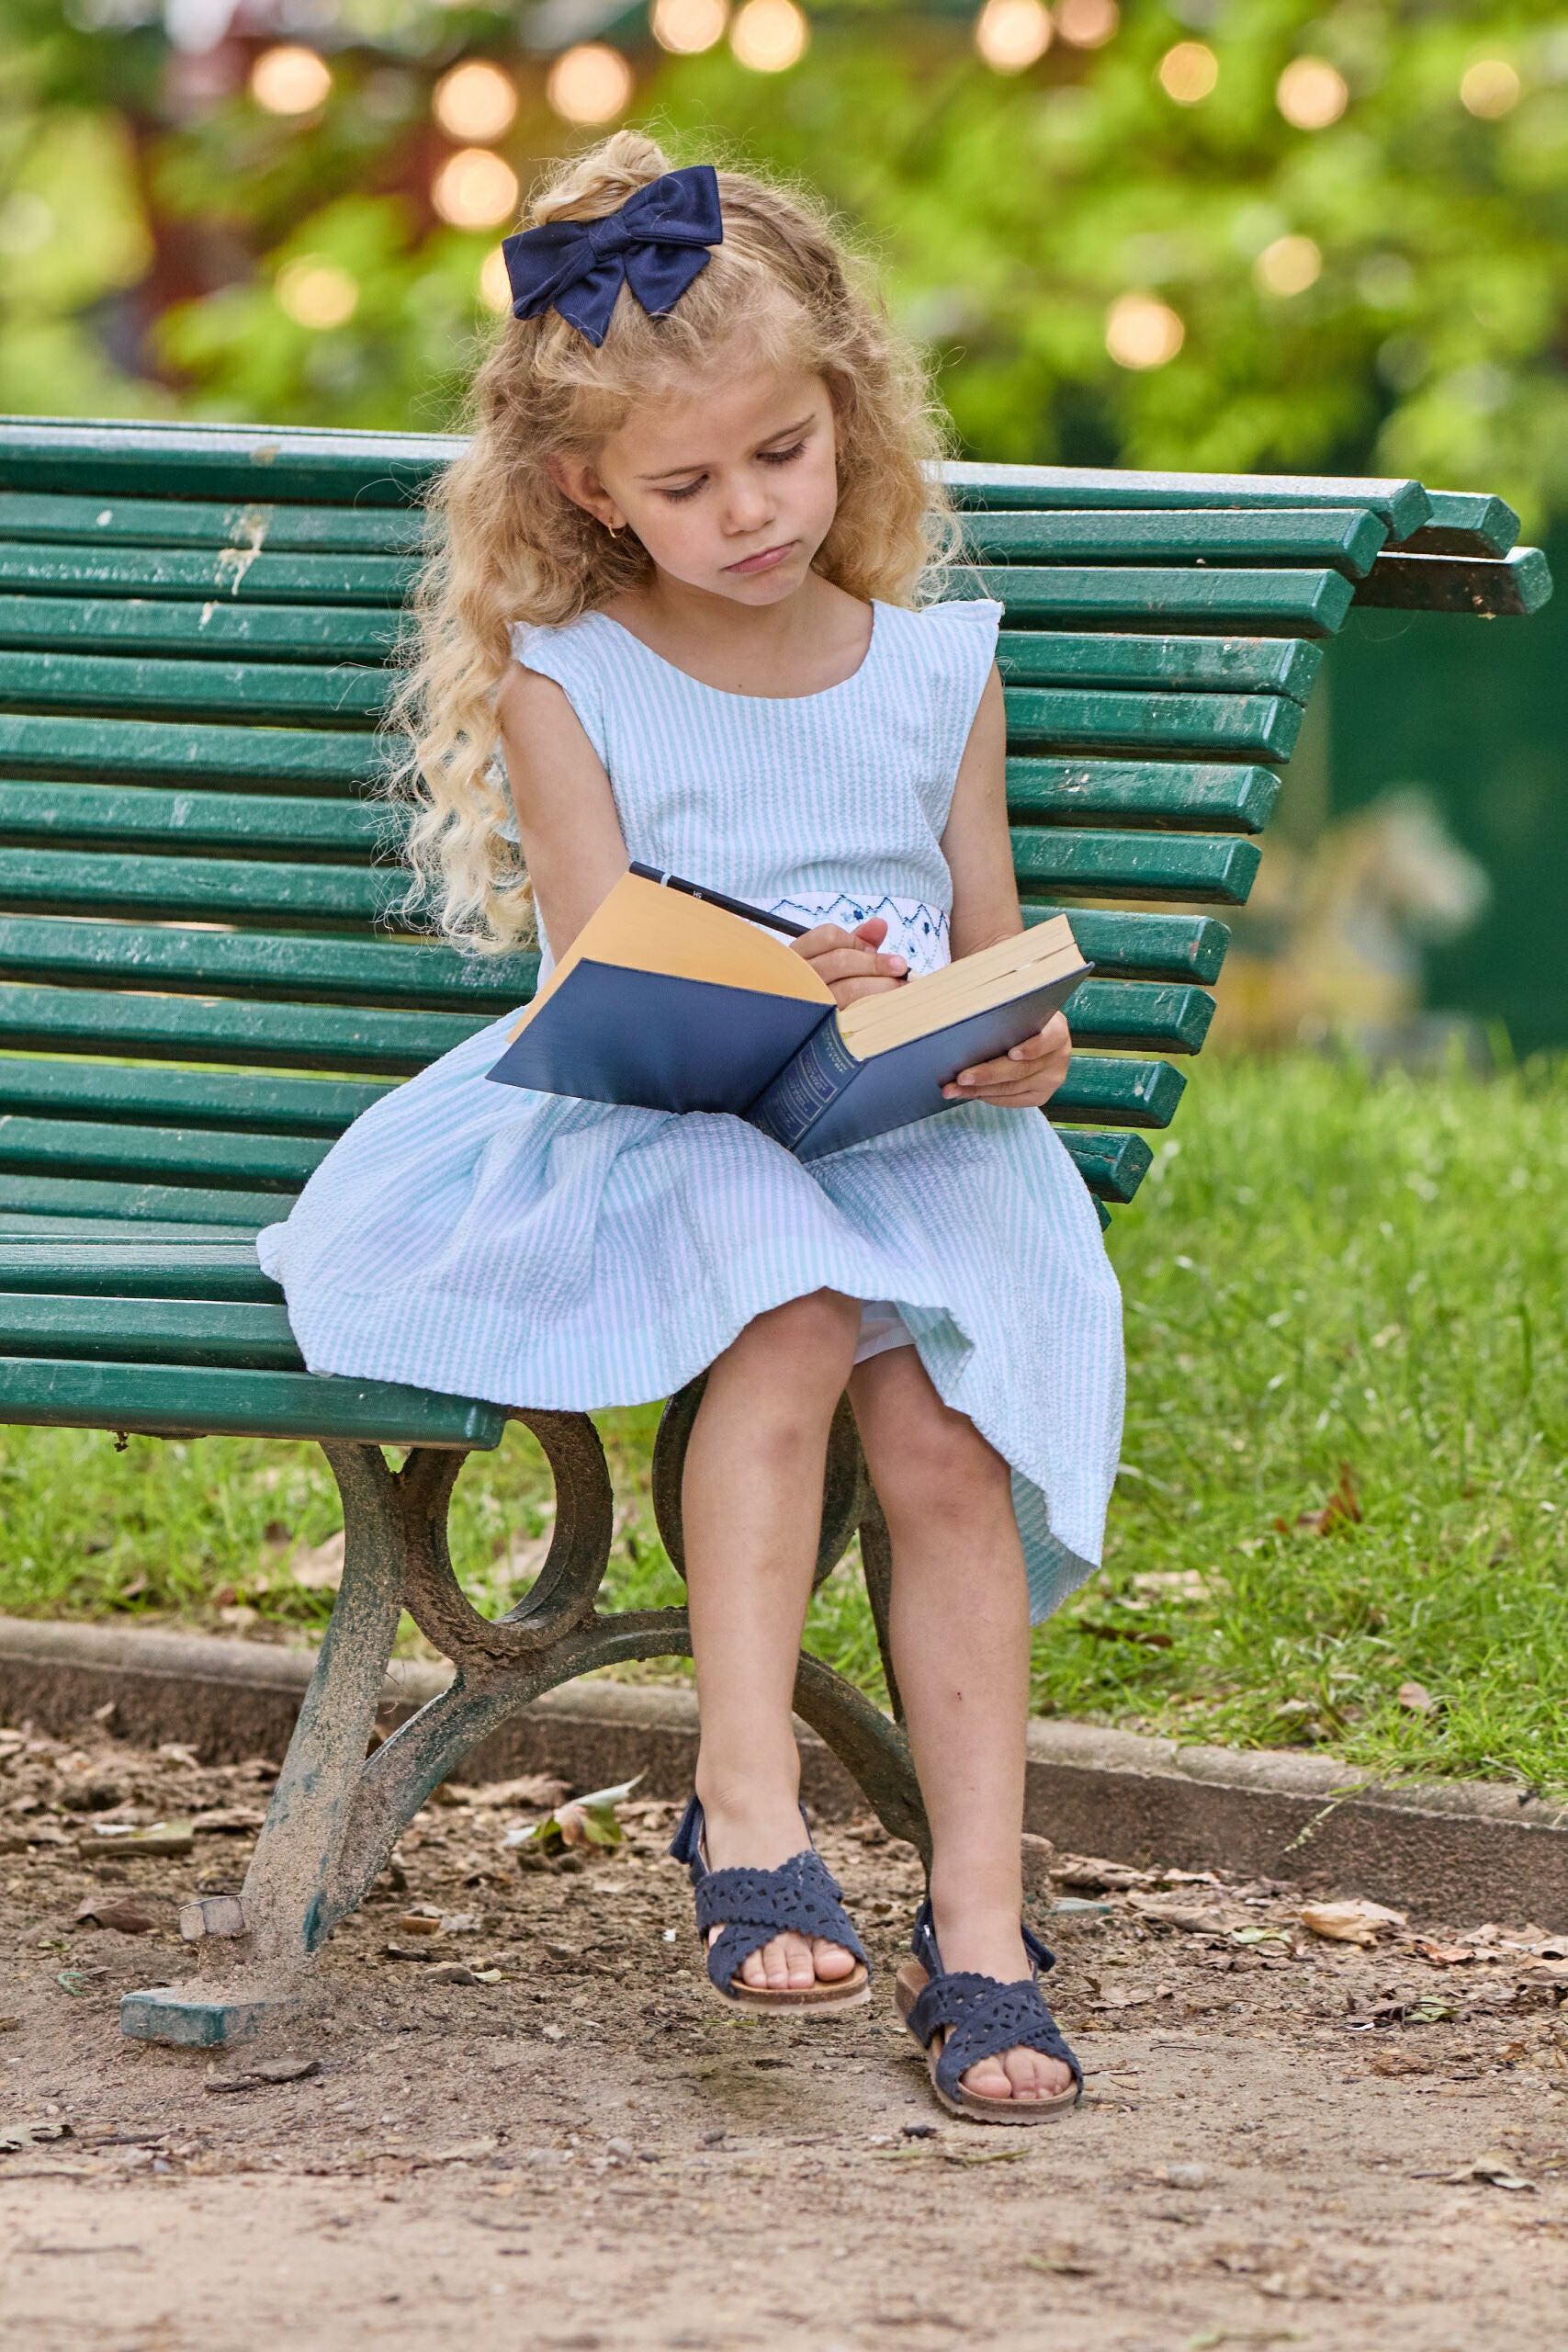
[723,475,774,535]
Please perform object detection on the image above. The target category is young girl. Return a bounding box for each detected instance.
[258,134,1122,2121]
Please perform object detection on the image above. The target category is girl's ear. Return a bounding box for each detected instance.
[548,451,626,534]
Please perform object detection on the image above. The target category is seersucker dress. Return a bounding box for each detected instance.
[257,596,1123,1620]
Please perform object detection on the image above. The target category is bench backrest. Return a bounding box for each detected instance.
[0,420,1549,1237]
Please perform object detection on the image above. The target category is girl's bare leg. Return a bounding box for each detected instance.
[849,1346,1071,2102]
[684,1287,864,1992]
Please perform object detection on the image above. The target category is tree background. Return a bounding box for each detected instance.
[2,0,1565,1042]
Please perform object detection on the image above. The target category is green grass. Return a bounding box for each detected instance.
[2,1050,1563,1787]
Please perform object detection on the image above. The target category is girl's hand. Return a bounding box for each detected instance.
[792,915,908,1008]
[942,1012,1072,1108]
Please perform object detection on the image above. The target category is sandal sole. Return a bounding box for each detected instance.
[709,1962,872,2016]
[896,1961,1079,2124]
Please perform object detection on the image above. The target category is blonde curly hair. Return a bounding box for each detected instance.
[387,131,955,954]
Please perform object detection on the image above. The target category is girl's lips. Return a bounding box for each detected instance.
[724,542,795,575]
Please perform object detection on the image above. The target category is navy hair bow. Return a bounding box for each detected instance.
[502,164,724,347]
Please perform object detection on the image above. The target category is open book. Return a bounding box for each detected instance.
[485,872,1090,1160]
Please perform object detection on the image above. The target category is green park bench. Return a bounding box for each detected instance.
[0,417,1550,2044]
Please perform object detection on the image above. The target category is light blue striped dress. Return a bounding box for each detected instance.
[257,597,1123,1619]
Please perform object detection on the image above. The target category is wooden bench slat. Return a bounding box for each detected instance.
[0,1112,324,1188]
[0,648,385,728]
[0,846,394,925]
[0,1291,301,1369]
[1049,1057,1184,1128]
[1353,547,1552,617]
[0,593,402,664]
[1003,687,1299,760]
[0,489,430,558]
[0,1057,389,1133]
[1007,761,1279,834]
[0,906,1236,1010]
[0,1170,299,1226]
[1011,830,1260,903]
[1398,491,1519,559]
[1058,1130,1153,1204]
[942,461,1431,539]
[0,1351,506,1447]
[964,507,1387,576]
[971,566,1355,635]
[996,631,1321,701]
[0,780,394,856]
[0,419,458,507]
[0,545,414,605]
[0,711,380,789]
[0,1235,277,1297]
[1024,906,1230,984]
[0,968,1211,1064]
[0,981,479,1075]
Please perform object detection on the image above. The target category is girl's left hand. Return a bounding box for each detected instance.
[942,1012,1072,1108]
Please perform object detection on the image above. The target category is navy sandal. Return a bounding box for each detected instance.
[896,1898,1082,2123]
[668,1794,871,2013]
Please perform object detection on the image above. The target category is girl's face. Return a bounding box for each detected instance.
[553,363,841,608]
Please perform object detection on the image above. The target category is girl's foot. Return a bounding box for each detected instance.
[931,1915,1076,2102]
[896,1900,1082,2122]
[669,1793,870,2009]
[700,1799,861,1993]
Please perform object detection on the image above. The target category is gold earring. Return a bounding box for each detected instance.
[605,518,622,537]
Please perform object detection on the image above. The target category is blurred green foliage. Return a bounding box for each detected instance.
[2,1,1566,524]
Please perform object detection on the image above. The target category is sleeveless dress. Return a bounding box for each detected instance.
[256,598,1123,1621]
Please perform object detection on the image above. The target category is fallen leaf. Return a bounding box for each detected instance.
[504,1776,642,1856]
[87,1821,194,1858]
[1292,1462,1361,1535]
[1022,2244,1097,2276]
[1075,1622,1175,1650]
[1407,1998,1455,2024]
[1413,1939,1476,1965]
[439,1913,482,1936]
[189,1808,265,1836]
[463,1775,572,1812]
[1300,1898,1406,1947]
[1,2121,73,2153]
[1396,1680,1439,1716]
[413,2137,500,2166]
[73,1898,156,1934]
[0,2018,18,2033]
[396,1912,443,1937]
[204,2056,320,2093]
[1427,2151,1538,2193]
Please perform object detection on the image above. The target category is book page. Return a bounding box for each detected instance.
[839,917,1082,1057]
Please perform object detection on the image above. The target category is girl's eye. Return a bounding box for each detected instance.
[660,477,705,503]
[759,440,807,467]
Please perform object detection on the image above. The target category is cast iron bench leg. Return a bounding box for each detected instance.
[120,1391,927,2046]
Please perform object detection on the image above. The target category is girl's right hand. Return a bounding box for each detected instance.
[791,916,908,1008]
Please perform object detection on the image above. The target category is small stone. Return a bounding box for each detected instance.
[426,1963,482,1986]
[1165,2162,1207,2189]
[604,2137,635,2163]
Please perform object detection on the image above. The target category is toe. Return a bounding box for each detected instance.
[782,1931,818,1989]
[811,1937,855,1984]
[738,1943,771,1991]
[1004,2045,1073,2101]
[960,2054,1014,2102]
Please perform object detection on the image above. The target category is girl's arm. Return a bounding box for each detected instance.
[940,665,1072,1109]
[496,665,629,951]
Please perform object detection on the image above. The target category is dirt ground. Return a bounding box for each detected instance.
[5,1721,1568,2351]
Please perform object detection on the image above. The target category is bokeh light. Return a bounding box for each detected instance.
[276,257,358,330]
[1460,60,1521,119]
[547,43,636,122]
[1276,57,1348,130]
[1055,0,1118,50]
[432,148,521,229]
[250,45,332,116]
[730,0,809,72]
[1255,234,1322,297]
[479,246,513,315]
[974,0,1052,74]
[651,0,728,55]
[432,62,518,143]
[1105,293,1184,369]
[1158,40,1217,104]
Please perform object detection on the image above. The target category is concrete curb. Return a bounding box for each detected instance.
[3,1614,1564,1927]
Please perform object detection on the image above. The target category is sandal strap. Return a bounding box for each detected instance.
[906,1897,1080,2104]
[669,1795,869,1999]
[908,1970,1081,2103]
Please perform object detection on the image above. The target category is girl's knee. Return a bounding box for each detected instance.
[874,1394,1010,1533]
[742,1288,860,1382]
